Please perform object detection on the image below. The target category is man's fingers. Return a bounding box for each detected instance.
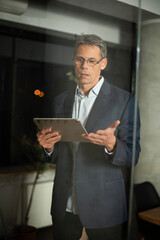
[43,134,61,147]
[109,120,120,129]
[37,128,59,138]
[37,128,61,150]
[37,128,51,137]
[82,120,120,141]
[95,120,120,135]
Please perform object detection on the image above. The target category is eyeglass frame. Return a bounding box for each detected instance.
[73,56,105,67]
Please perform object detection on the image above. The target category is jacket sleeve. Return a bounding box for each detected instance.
[104,94,141,168]
[43,142,58,164]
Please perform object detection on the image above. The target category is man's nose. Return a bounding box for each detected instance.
[81,59,88,68]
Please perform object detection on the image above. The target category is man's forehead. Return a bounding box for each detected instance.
[75,44,101,56]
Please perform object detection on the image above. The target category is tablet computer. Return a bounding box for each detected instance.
[33,118,88,142]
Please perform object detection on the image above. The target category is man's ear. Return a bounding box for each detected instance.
[101,58,107,70]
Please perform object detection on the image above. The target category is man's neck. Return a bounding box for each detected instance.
[79,85,91,96]
[79,79,100,96]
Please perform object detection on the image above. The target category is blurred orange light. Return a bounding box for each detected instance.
[34,89,40,96]
[39,91,44,97]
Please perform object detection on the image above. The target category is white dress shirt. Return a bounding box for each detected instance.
[66,77,104,213]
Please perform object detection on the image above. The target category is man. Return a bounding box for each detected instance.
[37,34,141,240]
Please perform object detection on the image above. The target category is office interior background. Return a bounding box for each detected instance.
[0,0,160,239]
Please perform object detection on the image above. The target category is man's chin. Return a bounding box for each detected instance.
[78,76,90,82]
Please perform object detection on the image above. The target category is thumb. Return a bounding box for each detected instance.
[110,120,120,129]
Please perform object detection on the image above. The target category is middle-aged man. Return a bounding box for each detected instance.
[37,34,141,240]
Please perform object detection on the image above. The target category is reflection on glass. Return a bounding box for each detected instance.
[127,1,142,239]
[0,0,160,239]
[133,8,160,240]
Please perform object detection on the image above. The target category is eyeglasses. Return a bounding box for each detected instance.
[74,56,105,67]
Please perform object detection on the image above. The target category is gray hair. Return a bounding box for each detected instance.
[74,34,107,58]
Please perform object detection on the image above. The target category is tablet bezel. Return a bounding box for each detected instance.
[33,118,88,142]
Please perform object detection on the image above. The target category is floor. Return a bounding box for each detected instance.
[0,220,142,240]
[36,225,142,240]
[37,226,88,240]
[37,226,53,240]
[0,226,53,240]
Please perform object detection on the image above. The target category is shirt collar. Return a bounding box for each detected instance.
[75,76,104,98]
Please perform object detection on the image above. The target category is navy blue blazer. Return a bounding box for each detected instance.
[45,79,141,229]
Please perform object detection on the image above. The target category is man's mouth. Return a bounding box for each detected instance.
[80,73,89,77]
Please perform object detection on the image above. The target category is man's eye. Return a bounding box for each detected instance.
[88,59,96,63]
[77,58,83,62]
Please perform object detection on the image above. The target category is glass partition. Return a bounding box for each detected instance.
[0,0,160,239]
[133,1,160,240]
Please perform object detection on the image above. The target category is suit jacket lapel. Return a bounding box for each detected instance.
[85,80,111,133]
[64,80,112,132]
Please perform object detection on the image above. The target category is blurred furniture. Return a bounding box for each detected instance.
[134,181,160,240]
[138,207,160,226]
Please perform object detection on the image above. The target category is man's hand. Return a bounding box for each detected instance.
[37,128,61,153]
[82,120,120,152]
